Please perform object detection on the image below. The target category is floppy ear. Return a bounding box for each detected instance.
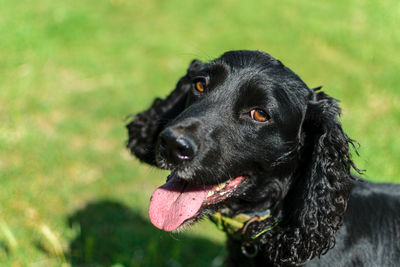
[126,59,204,166]
[275,90,362,264]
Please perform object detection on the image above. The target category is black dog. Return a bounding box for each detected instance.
[126,50,400,266]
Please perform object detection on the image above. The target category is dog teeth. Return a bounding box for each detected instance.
[215,183,225,191]
[206,179,236,199]
[207,191,215,197]
[219,190,231,196]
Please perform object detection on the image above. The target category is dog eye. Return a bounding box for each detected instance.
[250,109,269,122]
[193,78,207,93]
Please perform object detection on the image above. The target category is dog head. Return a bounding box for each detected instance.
[127,50,360,264]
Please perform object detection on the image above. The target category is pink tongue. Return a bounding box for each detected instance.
[149,176,212,231]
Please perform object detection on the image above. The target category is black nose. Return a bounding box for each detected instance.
[159,129,197,164]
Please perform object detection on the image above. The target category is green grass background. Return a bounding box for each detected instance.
[0,0,399,266]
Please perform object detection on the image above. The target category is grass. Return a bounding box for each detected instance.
[0,0,399,266]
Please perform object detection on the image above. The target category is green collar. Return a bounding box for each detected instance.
[209,209,280,241]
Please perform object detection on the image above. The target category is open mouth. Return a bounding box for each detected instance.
[149,172,246,231]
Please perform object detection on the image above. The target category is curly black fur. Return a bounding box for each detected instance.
[245,92,360,266]
[126,60,202,165]
[126,50,400,267]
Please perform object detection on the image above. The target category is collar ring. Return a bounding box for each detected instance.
[241,241,258,258]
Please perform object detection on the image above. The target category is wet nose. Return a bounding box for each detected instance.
[158,129,197,164]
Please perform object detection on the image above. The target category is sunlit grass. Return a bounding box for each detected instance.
[0,220,18,252]
[0,0,399,265]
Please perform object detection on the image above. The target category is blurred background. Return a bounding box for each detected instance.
[0,0,399,266]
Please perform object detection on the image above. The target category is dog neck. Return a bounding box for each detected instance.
[209,209,280,239]
[209,209,281,258]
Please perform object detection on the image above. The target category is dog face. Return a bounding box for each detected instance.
[128,50,359,264]
[148,51,313,231]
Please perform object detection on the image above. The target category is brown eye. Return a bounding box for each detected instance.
[193,78,207,93]
[250,109,269,122]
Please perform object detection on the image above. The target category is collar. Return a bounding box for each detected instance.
[209,209,280,258]
[209,209,279,240]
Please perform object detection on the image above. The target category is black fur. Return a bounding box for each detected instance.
[126,50,400,266]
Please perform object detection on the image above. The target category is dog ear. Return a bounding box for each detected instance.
[126,59,204,166]
[278,90,362,264]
